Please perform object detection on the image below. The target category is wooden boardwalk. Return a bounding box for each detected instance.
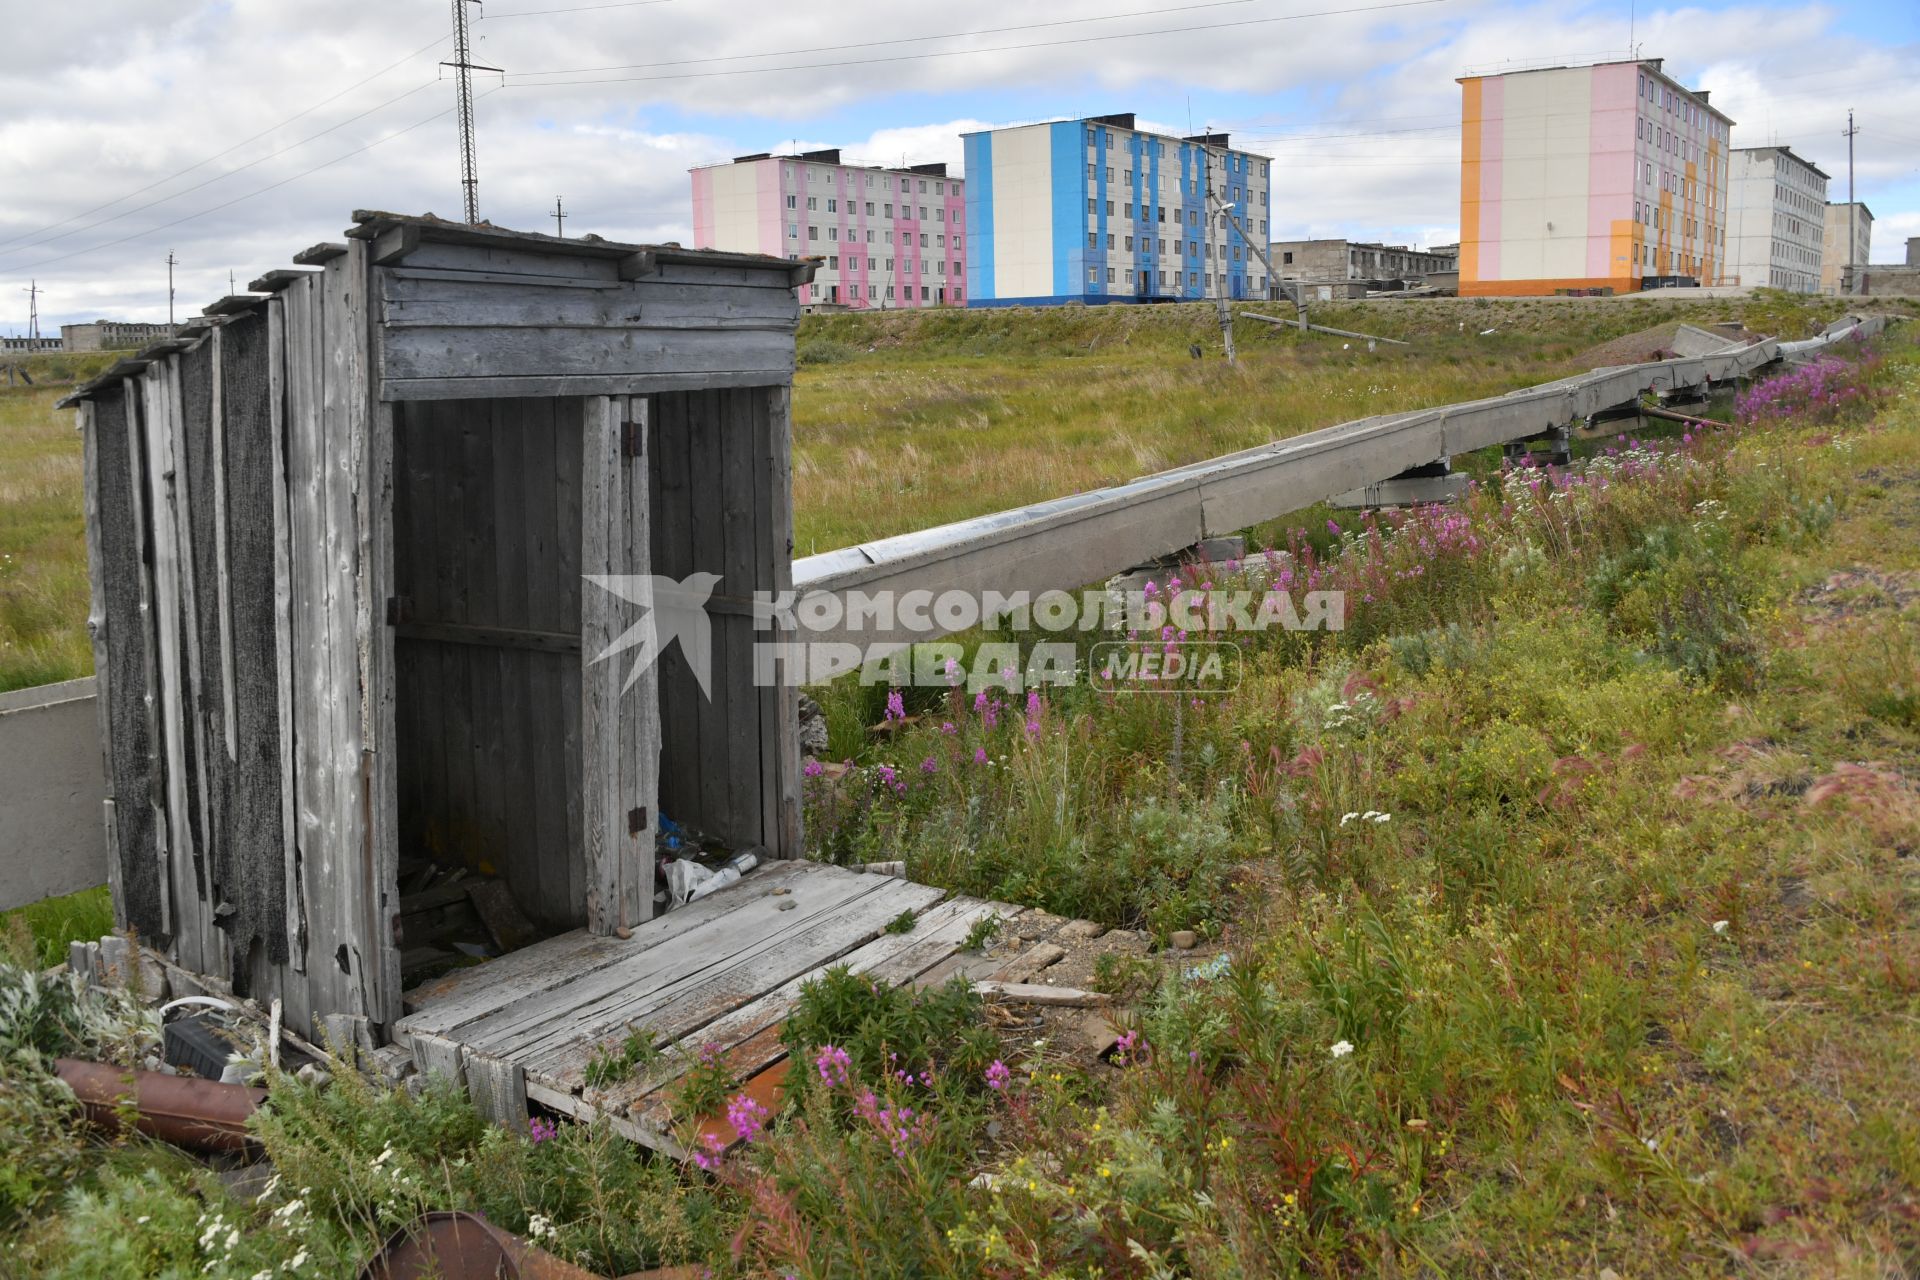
[391,860,1012,1153]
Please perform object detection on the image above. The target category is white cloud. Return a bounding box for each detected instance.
[0,0,1913,328]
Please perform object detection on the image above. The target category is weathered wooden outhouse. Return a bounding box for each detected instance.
[66,212,813,1044]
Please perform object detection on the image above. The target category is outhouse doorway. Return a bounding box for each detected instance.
[388,388,800,984]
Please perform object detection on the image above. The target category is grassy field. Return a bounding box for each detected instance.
[0,353,116,692]
[2,294,1889,693]
[0,327,1912,1277]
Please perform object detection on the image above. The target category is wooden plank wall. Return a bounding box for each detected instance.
[274,247,399,1033]
[216,311,296,1012]
[391,397,586,929]
[375,253,798,403]
[647,387,798,857]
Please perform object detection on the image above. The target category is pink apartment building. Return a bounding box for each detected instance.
[691,149,967,309]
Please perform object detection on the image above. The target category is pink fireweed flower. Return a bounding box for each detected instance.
[814,1044,852,1087]
[985,1059,1012,1090]
[726,1093,772,1143]
[973,747,988,765]
[802,759,824,778]
[884,689,905,721]
[528,1116,558,1144]
[920,756,938,775]
[940,721,957,735]
[691,1131,728,1172]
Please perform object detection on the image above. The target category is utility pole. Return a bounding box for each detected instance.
[22,281,41,341]
[1843,109,1859,293]
[1202,135,1235,364]
[166,252,177,325]
[442,0,501,225]
[552,197,567,237]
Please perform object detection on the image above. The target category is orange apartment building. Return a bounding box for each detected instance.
[1459,59,1734,296]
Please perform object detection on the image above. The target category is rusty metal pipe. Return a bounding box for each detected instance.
[55,1058,265,1155]
[358,1211,606,1280]
[1641,404,1729,429]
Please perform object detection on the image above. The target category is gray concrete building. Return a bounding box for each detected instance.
[60,321,181,353]
[1268,238,1458,298]
[1820,202,1872,295]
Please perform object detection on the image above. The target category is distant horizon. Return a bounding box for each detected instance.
[1,0,1913,327]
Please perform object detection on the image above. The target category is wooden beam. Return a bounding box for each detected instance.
[292,243,348,265]
[248,268,319,294]
[393,620,582,653]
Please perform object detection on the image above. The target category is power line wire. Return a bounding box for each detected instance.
[486,0,672,16]
[511,0,1293,77]
[0,33,449,254]
[0,80,440,264]
[11,90,502,274]
[505,0,1451,88]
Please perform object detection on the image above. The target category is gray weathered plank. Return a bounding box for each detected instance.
[381,369,797,403]
[451,866,895,1059]
[594,895,993,1117]
[266,297,306,980]
[764,386,801,857]
[522,878,945,1087]
[382,325,793,383]
[463,1049,529,1128]
[393,859,820,1041]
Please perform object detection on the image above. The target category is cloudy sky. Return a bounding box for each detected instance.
[1,0,1915,328]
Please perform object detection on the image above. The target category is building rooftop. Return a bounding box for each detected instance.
[1731,144,1832,180]
[959,114,1269,158]
[691,151,957,176]
[1458,57,1735,124]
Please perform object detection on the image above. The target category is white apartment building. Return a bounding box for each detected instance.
[1726,146,1829,292]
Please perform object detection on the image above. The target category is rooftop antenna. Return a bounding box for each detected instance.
[443,0,502,224]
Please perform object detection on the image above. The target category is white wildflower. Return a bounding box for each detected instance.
[1712,920,1730,935]
[1329,1040,1354,1059]
[1340,812,1360,826]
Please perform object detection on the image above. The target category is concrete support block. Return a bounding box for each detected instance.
[1106,535,1249,594]
[1504,426,1572,468]
[1329,471,1470,509]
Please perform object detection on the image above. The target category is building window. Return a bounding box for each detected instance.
[1283,251,1293,264]
[808,226,818,241]
[1125,235,1133,251]
[807,196,817,211]
[1088,267,1099,283]
[785,194,796,209]
[828,255,839,269]
[1088,232,1098,250]
[884,203,893,217]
